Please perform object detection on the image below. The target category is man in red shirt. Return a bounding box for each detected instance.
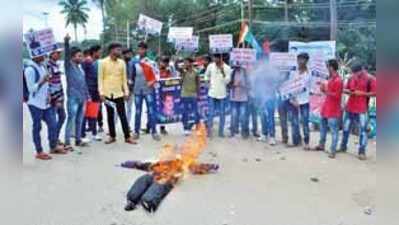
[313,59,343,159]
[340,63,377,160]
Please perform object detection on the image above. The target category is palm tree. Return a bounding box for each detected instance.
[59,0,90,42]
[92,0,106,31]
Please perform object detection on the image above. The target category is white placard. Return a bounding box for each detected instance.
[209,34,233,54]
[279,72,308,99]
[229,48,256,66]
[269,52,297,72]
[137,14,163,35]
[24,28,59,58]
[175,36,199,52]
[288,41,336,59]
[168,27,193,42]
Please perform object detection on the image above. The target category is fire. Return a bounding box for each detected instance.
[150,123,208,184]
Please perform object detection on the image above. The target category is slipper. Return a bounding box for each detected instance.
[64,145,75,152]
[35,153,52,160]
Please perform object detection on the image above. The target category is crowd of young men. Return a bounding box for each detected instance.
[24,35,376,161]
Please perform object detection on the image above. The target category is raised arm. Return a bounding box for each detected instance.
[64,34,71,72]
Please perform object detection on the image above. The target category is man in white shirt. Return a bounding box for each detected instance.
[204,54,232,137]
[287,53,312,150]
[25,55,66,160]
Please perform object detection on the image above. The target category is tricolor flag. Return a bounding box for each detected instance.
[238,22,263,58]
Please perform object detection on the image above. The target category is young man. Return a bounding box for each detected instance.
[123,48,135,128]
[339,63,376,160]
[131,42,161,141]
[229,65,250,138]
[81,45,102,141]
[288,53,312,150]
[47,49,66,145]
[98,43,136,144]
[205,54,232,138]
[180,57,201,136]
[313,59,343,159]
[25,54,66,160]
[64,34,90,150]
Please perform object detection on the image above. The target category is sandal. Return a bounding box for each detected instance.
[64,145,75,152]
[35,153,52,160]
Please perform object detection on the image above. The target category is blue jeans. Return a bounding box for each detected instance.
[230,101,249,136]
[289,102,310,145]
[260,99,276,138]
[278,99,289,143]
[65,97,85,145]
[28,105,57,153]
[340,112,368,154]
[81,117,97,138]
[248,97,259,135]
[54,105,66,141]
[182,97,200,131]
[319,117,340,153]
[207,97,226,137]
[134,93,156,134]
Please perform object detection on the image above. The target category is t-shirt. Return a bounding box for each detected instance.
[181,69,198,97]
[293,69,311,105]
[204,62,232,99]
[321,73,343,118]
[230,68,249,102]
[345,72,376,114]
[133,62,152,95]
[47,59,64,105]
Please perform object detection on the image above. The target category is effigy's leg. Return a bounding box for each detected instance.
[140,181,174,213]
[125,174,154,211]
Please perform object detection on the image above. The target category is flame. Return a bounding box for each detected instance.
[150,123,208,184]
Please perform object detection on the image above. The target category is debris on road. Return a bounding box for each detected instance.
[310,176,319,183]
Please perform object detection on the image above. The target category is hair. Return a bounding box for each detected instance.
[70,47,82,58]
[213,53,222,58]
[204,55,212,63]
[122,48,133,55]
[184,57,194,63]
[138,42,148,49]
[83,48,91,56]
[160,55,170,64]
[90,44,101,54]
[351,63,363,73]
[297,52,309,61]
[327,59,339,71]
[108,42,122,52]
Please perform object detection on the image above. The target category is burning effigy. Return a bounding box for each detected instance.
[119,123,219,213]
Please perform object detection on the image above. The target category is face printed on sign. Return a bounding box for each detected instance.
[163,95,175,117]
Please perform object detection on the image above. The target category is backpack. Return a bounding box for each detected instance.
[23,65,40,102]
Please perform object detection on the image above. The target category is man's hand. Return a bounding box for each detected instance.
[40,74,50,85]
[100,95,106,102]
[353,90,365,96]
[124,95,129,101]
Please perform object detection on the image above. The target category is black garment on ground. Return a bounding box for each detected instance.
[105,97,131,139]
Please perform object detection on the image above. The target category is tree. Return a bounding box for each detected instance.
[59,0,90,42]
[92,0,106,31]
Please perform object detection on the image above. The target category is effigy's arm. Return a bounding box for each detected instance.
[120,160,153,172]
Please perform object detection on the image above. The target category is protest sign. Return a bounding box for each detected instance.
[229,48,257,66]
[154,78,183,124]
[168,27,193,42]
[279,72,308,100]
[288,41,336,59]
[209,34,233,54]
[24,28,59,58]
[137,14,163,35]
[175,36,199,52]
[269,52,297,72]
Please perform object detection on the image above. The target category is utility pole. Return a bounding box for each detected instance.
[330,0,337,40]
[283,0,289,40]
[126,21,130,48]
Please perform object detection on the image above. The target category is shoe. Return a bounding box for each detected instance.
[35,152,52,160]
[124,201,137,211]
[63,145,75,152]
[303,144,311,151]
[104,137,116,144]
[132,133,140,140]
[125,137,137,144]
[76,141,90,147]
[160,128,168,135]
[269,138,276,146]
[228,133,235,138]
[253,133,261,138]
[92,135,102,141]
[328,153,336,159]
[287,143,301,148]
[338,147,347,153]
[312,145,325,151]
[184,130,191,136]
[98,127,104,133]
[50,145,68,155]
[152,133,161,141]
[141,128,150,134]
[81,138,91,144]
[257,135,267,142]
[358,153,367,161]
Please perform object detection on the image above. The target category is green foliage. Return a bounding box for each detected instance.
[59,0,90,41]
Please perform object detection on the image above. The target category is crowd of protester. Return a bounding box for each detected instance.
[23,34,376,161]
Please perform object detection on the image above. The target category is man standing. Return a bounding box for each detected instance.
[47,49,66,145]
[64,34,90,151]
[132,42,160,141]
[123,48,135,128]
[339,63,376,160]
[25,54,66,160]
[205,54,232,138]
[98,43,137,144]
[81,45,102,141]
[313,59,343,159]
[288,53,312,150]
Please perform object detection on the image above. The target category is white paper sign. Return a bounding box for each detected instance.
[288,41,336,59]
[24,28,58,58]
[269,53,297,72]
[175,36,199,52]
[168,27,193,42]
[279,72,308,99]
[137,14,163,35]
[209,34,233,54]
[229,48,256,66]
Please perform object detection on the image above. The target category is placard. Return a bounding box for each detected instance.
[269,52,297,72]
[137,14,163,35]
[209,34,233,54]
[175,36,199,52]
[229,48,257,66]
[24,28,59,58]
[168,27,193,42]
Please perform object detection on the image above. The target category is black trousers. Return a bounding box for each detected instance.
[105,97,131,139]
[97,104,103,128]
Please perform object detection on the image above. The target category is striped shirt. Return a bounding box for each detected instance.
[47,59,64,105]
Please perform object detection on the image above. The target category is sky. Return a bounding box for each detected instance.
[23,0,103,42]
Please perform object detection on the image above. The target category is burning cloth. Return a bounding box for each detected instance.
[119,123,219,213]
